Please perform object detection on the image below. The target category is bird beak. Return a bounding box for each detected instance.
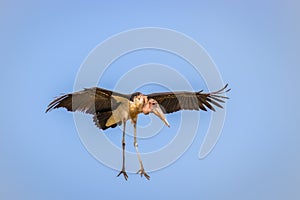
[152,105,170,127]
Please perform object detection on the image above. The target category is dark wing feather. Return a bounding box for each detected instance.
[93,111,121,130]
[45,87,128,114]
[147,84,230,114]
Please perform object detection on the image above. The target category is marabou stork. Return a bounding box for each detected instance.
[46,84,230,180]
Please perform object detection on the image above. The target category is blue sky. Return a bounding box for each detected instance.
[1,1,300,200]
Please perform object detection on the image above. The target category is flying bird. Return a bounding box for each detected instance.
[46,84,230,180]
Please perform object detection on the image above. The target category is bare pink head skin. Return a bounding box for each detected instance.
[143,98,170,127]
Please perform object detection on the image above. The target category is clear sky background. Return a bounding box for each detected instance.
[1,1,300,200]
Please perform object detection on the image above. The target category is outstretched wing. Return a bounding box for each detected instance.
[45,87,128,114]
[147,84,230,114]
[92,110,121,130]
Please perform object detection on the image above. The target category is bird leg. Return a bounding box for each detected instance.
[117,120,128,180]
[133,122,150,180]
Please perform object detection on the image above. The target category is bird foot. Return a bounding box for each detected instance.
[136,168,150,180]
[117,170,128,181]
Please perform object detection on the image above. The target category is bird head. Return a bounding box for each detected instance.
[143,99,170,127]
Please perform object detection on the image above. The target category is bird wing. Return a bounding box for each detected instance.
[147,84,230,114]
[45,87,129,114]
[93,110,121,130]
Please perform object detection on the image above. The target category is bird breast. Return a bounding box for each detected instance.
[129,101,142,122]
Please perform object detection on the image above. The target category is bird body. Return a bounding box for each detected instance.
[46,84,230,180]
[105,95,129,127]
